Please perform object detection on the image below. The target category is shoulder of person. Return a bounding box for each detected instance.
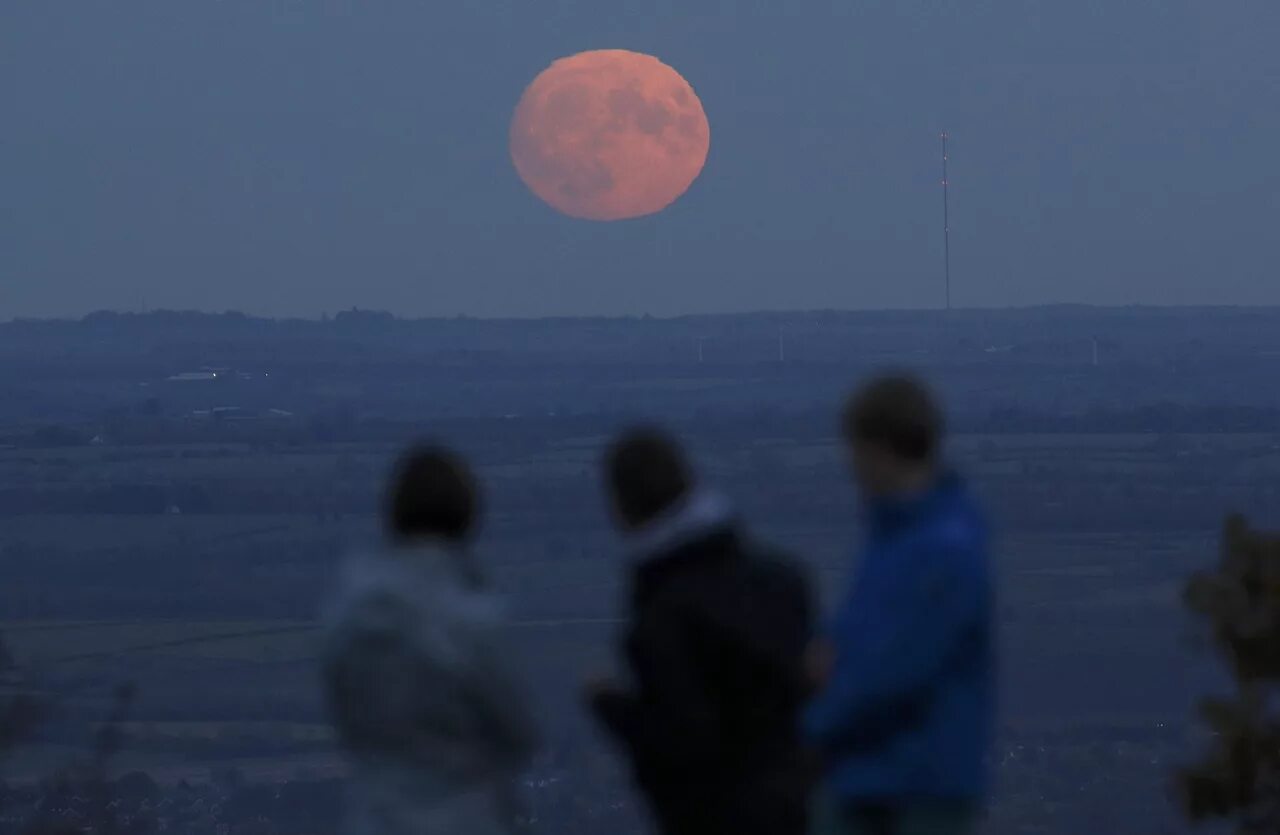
[918,500,986,552]
[327,588,416,643]
[893,509,988,597]
[450,588,510,641]
[741,541,807,588]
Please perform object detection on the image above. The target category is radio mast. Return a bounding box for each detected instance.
[941,131,951,311]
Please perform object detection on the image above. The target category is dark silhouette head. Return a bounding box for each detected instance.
[605,428,693,531]
[842,374,944,496]
[386,445,478,542]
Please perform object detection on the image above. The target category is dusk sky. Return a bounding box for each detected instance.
[3,1,1278,319]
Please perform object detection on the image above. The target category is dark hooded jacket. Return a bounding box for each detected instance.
[591,491,813,835]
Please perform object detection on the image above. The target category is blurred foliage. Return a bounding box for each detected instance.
[0,633,47,758]
[0,630,152,834]
[1177,515,1280,833]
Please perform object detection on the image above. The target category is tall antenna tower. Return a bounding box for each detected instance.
[941,131,952,311]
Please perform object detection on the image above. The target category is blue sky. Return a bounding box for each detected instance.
[2,1,1278,318]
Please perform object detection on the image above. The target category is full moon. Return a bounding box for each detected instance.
[509,50,710,221]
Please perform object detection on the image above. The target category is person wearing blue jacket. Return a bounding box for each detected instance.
[803,375,994,835]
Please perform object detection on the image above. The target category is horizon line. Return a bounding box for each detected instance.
[6,302,1280,326]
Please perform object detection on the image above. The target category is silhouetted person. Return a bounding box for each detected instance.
[323,446,537,835]
[588,428,813,835]
[803,375,993,835]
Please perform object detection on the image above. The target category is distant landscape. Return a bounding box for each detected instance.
[3,306,1279,834]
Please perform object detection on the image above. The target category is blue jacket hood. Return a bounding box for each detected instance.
[863,471,969,535]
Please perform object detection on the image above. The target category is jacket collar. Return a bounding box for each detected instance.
[335,538,484,608]
[865,469,964,534]
[626,488,736,562]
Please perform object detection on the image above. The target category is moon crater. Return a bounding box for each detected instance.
[510,50,710,221]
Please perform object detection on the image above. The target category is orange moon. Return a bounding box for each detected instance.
[509,50,710,221]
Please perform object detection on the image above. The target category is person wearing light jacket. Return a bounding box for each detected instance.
[324,446,538,835]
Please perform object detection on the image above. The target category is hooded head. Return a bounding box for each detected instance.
[604,427,693,532]
[604,427,735,558]
[842,373,944,500]
[386,445,479,544]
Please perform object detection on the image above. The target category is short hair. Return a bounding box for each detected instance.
[386,445,478,541]
[605,428,692,527]
[843,374,944,462]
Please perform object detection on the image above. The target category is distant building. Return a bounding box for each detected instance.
[167,371,220,382]
[166,368,272,383]
[188,406,295,421]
